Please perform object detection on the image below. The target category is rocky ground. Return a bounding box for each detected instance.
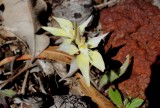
[0,0,160,108]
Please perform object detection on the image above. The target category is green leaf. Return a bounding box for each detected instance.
[79,16,92,34]
[126,98,144,108]
[98,54,130,89]
[53,16,73,30]
[119,54,130,76]
[76,53,90,86]
[123,98,129,106]
[109,54,130,82]
[108,87,123,108]
[87,33,108,48]
[0,89,16,98]
[58,43,79,55]
[99,74,109,90]
[42,27,69,37]
[99,55,130,89]
[89,50,105,72]
[126,102,131,108]
[109,70,119,82]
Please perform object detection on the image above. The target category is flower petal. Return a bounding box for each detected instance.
[42,27,69,37]
[87,33,108,48]
[59,58,78,81]
[89,50,105,72]
[53,16,73,30]
[79,43,89,58]
[63,38,73,44]
[68,58,79,76]
[58,43,79,55]
[79,15,92,34]
[76,53,90,86]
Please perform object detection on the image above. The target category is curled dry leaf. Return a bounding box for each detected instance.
[3,0,35,58]
[75,73,116,108]
[35,35,50,57]
[0,26,16,38]
[2,0,49,60]
[38,46,73,64]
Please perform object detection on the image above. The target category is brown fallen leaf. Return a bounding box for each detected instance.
[35,35,50,57]
[0,26,16,38]
[38,46,73,64]
[0,46,73,67]
[2,0,49,61]
[3,0,36,59]
[75,73,116,108]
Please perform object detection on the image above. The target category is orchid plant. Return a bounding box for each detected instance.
[42,16,108,86]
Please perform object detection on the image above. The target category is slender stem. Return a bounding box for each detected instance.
[21,71,30,94]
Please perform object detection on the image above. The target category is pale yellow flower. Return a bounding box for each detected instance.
[42,16,108,86]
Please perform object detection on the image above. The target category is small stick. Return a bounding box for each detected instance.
[94,0,118,10]
[0,61,31,89]
[33,73,47,94]
[21,71,30,94]
[10,55,20,74]
[90,72,99,90]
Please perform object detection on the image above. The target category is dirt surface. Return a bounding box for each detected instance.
[100,0,160,99]
[52,0,93,24]
[2,0,160,107]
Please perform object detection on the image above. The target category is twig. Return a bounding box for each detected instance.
[94,0,118,10]
[90,72,99,90]
[33,73,47,94]
[21,71,30,94]
[0,55,33,67]
[10,55,20,74]
[3,72,12,76]
[14,35,30,54]
[29,84,37,93]
[0,61,31,89]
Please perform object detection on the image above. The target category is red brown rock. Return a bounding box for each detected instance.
[100,0,160,99]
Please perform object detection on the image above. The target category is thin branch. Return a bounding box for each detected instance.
[21,71,30,94]
[0,61,31,89]
[33,73,47,94]
[94,0,119,10]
